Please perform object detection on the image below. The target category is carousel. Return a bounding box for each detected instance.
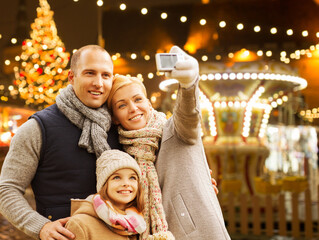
[160,50,309,195]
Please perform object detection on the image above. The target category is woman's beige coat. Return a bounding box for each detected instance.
[65,198,136,240]
[155,82,231,240]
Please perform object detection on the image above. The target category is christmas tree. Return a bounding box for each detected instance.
[14,0,70,109]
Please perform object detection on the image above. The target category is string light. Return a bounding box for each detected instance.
[237,23,244,30]
[180,16,187,22]
[120,3,126,11]
[141,8,148,15]
[161,12,168,19]
[200,19,207,25]
[254,26,261,32]
[219,21,226,28]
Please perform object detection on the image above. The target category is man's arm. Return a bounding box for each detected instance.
[0,119,50,239]
[0,119,76,240]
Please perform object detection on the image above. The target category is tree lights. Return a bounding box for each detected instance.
[14,0,70,110]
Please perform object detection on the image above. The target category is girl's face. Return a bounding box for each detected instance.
[106,168,139,210]
[111,83,152,130]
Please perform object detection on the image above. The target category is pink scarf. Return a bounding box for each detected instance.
[93,194,146,236]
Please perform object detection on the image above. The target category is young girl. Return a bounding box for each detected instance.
[106,46,230,240]
[65,149,146,240]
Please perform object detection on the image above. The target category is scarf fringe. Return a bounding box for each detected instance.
[146,231,175,240]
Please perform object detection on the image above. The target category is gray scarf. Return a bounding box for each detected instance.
[56,84,111,157]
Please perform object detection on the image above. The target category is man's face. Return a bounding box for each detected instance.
[69,49,113,108]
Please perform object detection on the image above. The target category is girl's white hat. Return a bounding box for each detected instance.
[96,150,141,192]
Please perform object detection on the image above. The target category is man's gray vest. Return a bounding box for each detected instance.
[30,104,120,220]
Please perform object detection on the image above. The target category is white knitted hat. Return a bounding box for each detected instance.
[96,150,141,192]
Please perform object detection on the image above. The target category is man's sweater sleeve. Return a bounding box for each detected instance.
[173,78,201,145]
[0,119,51,239]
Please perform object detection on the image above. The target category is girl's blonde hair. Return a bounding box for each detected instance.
[107,75,147,111]
[98,173,145,212]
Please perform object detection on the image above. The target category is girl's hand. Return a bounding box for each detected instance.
[210,169,219,195]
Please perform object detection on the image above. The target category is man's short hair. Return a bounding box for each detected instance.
[70,45,111,75]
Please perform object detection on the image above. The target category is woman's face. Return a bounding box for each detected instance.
[111,83,151,130]
[106,168,138,210]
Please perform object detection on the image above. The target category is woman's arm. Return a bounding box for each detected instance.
[165,46,201,144]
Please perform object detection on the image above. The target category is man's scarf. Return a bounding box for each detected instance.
[93,194,146,236]
[56,84,111,157]
[118,109,174,240]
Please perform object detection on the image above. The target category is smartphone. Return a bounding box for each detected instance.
[155,53,184,71]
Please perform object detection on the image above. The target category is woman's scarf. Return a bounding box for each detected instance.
[93,194,146,235]
[56,85,111,158]
[118,109,174,240]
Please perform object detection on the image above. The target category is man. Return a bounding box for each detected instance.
[0,45,119,240]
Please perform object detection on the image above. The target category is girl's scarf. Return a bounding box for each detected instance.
[93,194,146,235]
[118,109,174,240]
[56,85,111,158]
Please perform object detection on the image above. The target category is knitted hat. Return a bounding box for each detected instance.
[96,150,141,192]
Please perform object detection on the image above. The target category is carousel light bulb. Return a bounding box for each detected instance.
[4,60,10,65]
[201,74,208,81]
[229,73,236,80]
[251,73,258,79]
[214,102,221,108]
[215,73,222,80]
[234,101,240,108]
[244,73,250,79]
[257,50,263,56]
[221,101,227,108]
[222,73,229,80]
[208,74,214,80]
[131,53,137,59]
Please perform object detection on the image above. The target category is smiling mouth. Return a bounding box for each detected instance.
[118,190,132,194]
[130,114,143,121]
[89,91,102,96]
